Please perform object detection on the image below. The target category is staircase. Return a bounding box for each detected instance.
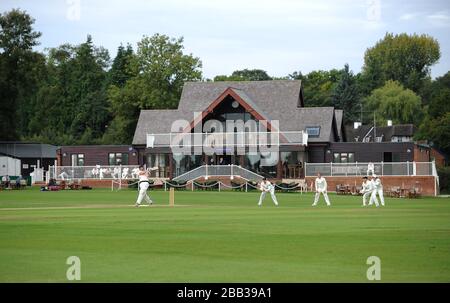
[173,165,263,182]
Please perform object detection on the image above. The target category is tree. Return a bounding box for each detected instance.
[69,35,110,141]
[417,113,450,156]
[427,71,450,119]
[103,34,202,144]
[0,9,42,140]
[289,69,341,107]
[214,69,272,81]
[415,71,450,157]
[364,80,422,125]
[108,44,135,87]
[331,64,361,124]
[0,9,41,54]
[362,33,440,94]
[27,36,111,145]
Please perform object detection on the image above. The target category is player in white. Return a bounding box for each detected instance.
[258,178,279,207]
[373,175,385,206]
[312,172,331,206]
[360,176,371,206]
[367,162,375,176]
[135,166,153,207]
[367,175,380,207]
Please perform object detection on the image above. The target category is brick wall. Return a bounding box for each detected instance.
[67,175,438,196]
[304,175,437,196]
[58,145,139,166]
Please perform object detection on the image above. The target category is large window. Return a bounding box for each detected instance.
[109,153,129,165]
[71,154,84,166]
[306,127,320,137]
[147,153,172,177]
[244,152,277,178]
[281,151,303,178]
[172,154,202,177]
[333,153,355,163]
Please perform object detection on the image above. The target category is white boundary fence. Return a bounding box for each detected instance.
[304,161,437,177]
[49,165,142,181]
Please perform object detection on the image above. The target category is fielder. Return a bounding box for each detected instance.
[312,172,331,206]
[135,166,154,207]
[373,175,385,206]
[258,178,279,207]
[367,175,380,207]
[367,162,375,176]
[360,176,372,206]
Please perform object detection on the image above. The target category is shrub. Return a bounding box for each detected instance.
[437,166,450,194]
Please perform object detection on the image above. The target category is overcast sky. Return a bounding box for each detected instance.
[1,0,449,79]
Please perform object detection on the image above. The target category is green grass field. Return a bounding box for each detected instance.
[0,187,449,282]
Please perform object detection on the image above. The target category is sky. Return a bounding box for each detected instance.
[1,0,449,79]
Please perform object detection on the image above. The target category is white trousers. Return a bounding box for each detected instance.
[362,192,371,206]
[377,189,385,206]
[258,189,278,206]
[136,182,152,205]
[368,190,379,207]
[313,191,330,206]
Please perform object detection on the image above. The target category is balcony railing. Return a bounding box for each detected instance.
[173,165,264,182]
[146,131,308,148]
[304,161,437,177]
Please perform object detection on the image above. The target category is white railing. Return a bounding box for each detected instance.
[304,161,435,177]
[172,165,264,182]
[49,165,142,180]
[147,131,308,148]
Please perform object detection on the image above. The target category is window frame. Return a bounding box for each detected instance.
[305,126,321,138]
[71,154,85,166]
[108,152,129,165]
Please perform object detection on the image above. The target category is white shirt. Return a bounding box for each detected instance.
[374,178,383,190]
[138,170,149,181]
[362,180,373,193]
[260,181,273,192]
[315,177,327,192]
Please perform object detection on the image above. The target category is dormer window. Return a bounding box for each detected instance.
[306,127,320,138]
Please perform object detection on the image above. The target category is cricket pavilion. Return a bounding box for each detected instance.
[132,80,344,181]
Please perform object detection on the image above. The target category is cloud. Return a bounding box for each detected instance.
[426,11,450,27]
[399,13,419,21]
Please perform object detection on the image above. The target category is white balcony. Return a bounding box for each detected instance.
[146,131,308,149]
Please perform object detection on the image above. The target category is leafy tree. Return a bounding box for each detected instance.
[331,64,361,124]
[27,36,110,145]
[103,34,202,144]
[108,44,135,87]
[289,69,341,107]
[364,80,422,125]
[415,71,450,156]
[362,33,440,93]
[427,71,450,119]
[0,9,42,140]
[214,69,272,81]
[417,113,450,156]
[0,9,41,53]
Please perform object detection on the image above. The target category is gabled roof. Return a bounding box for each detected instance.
[133,80,336,145]
[334,109,344,141]
[0,142,57,158]
[177,80,304,117]
[345,124,416,142]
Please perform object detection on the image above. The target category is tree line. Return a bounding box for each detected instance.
[0,9,449,156]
